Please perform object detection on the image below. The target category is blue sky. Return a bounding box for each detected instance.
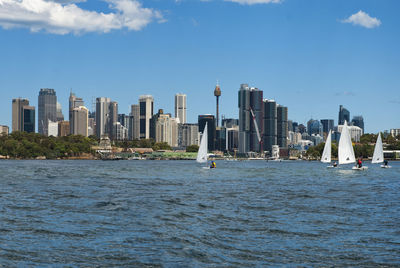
[0,0,399,133]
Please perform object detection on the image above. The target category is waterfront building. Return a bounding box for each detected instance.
[351,116,364,134]
[178,123,199,147]
[321,119,334,134]
[227,126,239,152]
[130,104,140,140]
[58,121,70,137]
[263,99,277,153]
[139,95,154,139]
[277,105,288,148]
[0,125,9,136]
[71,106,88,137]
[307,119,322,136]
[238,84,263,154]
[216,126,227,151]
[175,93,187,124]
[338,105,350,126]
[56,102,64,122]
[69,92,84,122]
[38,88,57,136]
[48,120,58,137]
[198,114,216,151]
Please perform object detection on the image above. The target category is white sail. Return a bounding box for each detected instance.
[338,121,356,165]
[321,130,332,163]
[196,122,208,163]
[372,132,384,164]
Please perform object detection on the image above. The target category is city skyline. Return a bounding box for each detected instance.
[1,0,399,133]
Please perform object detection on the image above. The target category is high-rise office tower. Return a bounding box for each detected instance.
[12,98,29,132]
[96,97,111,138]
[263,99,277,153]
[175,94,187,124]
[71,106,88,137]
[198,114,216,151]
[109,101,118,140]
[150,109,164,140]
[321,119,334,134]
[277,105,288,148]
[214,83,221,127]
[307,119,322,136]
[69,92,84,122]
[118,114,134,140]
[238,84,263,154]
[352,116,364,134]
[130,104,140,140]
[139,95,154,139]
[56,102,64,122]
[12,98,35,133]
[155,113,179,147]
[38,88,57,136]
[338,105,350,125]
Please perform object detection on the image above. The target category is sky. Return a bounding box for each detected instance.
[0,0,399,133]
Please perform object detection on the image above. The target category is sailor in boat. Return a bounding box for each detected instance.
[210,161,216,169]
[333,161,338,167]
[384,160,389,167]
[357,158,363,168]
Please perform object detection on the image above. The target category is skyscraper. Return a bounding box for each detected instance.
[178,123,199,147]
[352,116,364,134]
[130,104,140,140]
[321,119,334,134]
[69,92,84,122]
[338,105,350,125]
[96,97,111,138]
[175,93,187,124]
[277,105,288,148]
[263,99,277,153]
[12,98,35,133]
[71,106,88,137]
[56,102,64,122]
[307,119,322,136]
[109,101,118,140]
[38,88,57,136]
[238,84,263,154]
[214,83,221,127]
[139,95,154,139]
[198,114,216,151]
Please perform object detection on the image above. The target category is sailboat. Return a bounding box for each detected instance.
[196,122,209,168]
[372,133,390,168]
[321,130,334,167]
[338,121,367,170]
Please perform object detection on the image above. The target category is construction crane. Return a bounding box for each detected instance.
[250,107,263,155]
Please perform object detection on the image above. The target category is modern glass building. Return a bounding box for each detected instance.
[139,95,154,139]
[321,119,334,134]
[198,114,216,151]
[307,119,322,136]
[338,105,350,125]
[263,99,277,153]
[352,116,364,133]
[38,88,57,136]
[277,105,288,148]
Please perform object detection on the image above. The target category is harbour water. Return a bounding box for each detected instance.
[0,160,399,266]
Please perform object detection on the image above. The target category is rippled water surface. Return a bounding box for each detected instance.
[0,160,399,266]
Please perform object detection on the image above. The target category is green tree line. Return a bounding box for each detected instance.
[0,132,98,159]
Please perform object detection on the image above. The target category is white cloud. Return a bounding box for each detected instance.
[341,10,381,29]
[0,0,163,35]
[224,0,282,4]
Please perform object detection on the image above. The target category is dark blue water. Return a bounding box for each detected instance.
[0,160,399,266]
